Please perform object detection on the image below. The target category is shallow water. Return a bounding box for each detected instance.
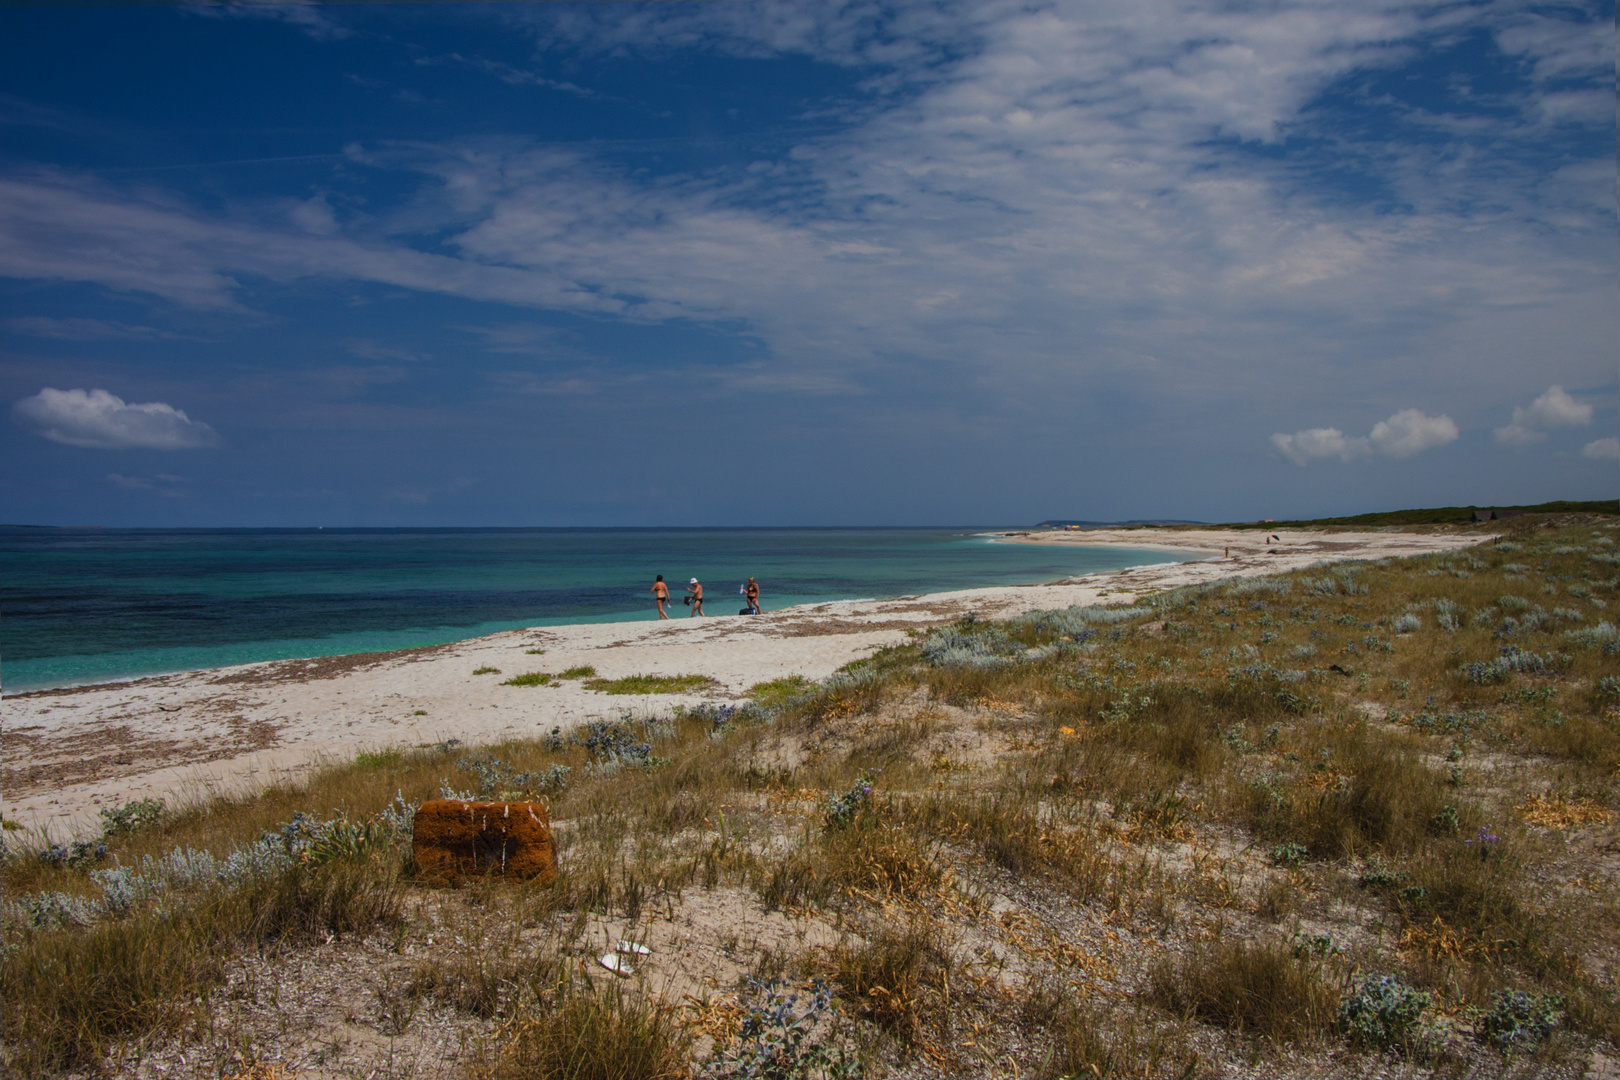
[1,526,1188,690]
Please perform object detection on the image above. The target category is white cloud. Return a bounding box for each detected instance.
[1494,384,1595,444]
[1583,437,1619,461]
[13,388,218,449]
[1272,408,1456,465]
[0,1,1610,444]
[1368,408,1460,458]
[1270,427,1370,466]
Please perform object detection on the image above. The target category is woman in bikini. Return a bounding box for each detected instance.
[651,575,670,619]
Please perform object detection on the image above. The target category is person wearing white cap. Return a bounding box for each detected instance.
[685,577,704,617]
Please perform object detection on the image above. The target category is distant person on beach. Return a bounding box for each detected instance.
[686,577,704,617]
[745,577,761,614]
[651,575,670,619]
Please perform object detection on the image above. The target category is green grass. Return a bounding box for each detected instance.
[558,665,597,679]
[502,671,551,687]
[525,648,546,655]
[472,665,501,675]
[748,674,813,709]
[581,673,718,695]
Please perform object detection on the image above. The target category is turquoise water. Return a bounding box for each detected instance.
[1,527,1189,691]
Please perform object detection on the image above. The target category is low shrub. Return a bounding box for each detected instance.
[920,622,1023,669]
[1566,621,1620,648]
[1479,990,1565,1053]
[1338,973,1431,1049]
[822,776,875,830]
[699,978,859,1080]
[98,798,164,837]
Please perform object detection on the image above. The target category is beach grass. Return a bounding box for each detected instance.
[4,514,1618,1076]
[502,671,551,686]
[747,674,813,709]
[558,665,597,679]
[581,673,719,695]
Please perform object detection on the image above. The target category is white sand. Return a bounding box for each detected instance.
[2,526,1485,837]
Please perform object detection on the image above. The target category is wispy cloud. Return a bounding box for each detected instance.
[1,1,1608,401]
[0,0,1611,526]
[106,472,188,496]
[345,338,428,364]
[184,3,351,42]
[14,388,218,450]
[8,316,178,341]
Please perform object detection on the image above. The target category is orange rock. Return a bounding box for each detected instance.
[411,799,558,886]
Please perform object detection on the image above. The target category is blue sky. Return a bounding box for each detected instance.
[1,0,1613,527]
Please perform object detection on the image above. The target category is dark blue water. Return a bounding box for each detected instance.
[0,527,1189,691]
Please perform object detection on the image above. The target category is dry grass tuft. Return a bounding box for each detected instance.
[473,974,690,1080]
[829,918,951,1039]
[1517,794,1614,829]
[1147,937,1339,1045]
[223,1064,300,1080]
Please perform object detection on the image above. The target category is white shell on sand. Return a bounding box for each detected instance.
[599,953,634,977]
[616,940,652,956]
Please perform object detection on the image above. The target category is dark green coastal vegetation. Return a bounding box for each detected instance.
[3,516,1618,1077]
[1227,499,1619,529]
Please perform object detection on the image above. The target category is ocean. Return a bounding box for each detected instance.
[0,527,1190,692]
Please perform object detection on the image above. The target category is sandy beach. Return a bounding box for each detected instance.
[3,526,1486,838]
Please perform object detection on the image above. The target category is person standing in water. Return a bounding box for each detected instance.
[744,577,761,614]
[651,575,670,619]
[686,577,704,617]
